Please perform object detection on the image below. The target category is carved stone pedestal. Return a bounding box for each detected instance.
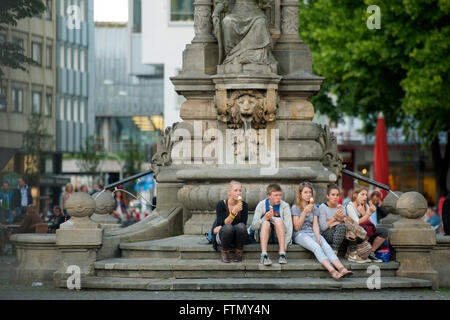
[54,192,102,287]
[390,192,439,290]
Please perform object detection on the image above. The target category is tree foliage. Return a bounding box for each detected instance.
[77,136,104,175]
[22,112,53,186]
[0,0,47,76]
[299,0,450,141]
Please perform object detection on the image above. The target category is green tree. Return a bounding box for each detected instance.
[299,0,450,198]
[124,138,144,176]
[22,112,53,188]
[77,136,104,178]
[0,0,47,76]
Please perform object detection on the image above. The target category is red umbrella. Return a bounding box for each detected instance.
[374,112,389,199]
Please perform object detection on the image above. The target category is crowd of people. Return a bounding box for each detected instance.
[212,180,450,280]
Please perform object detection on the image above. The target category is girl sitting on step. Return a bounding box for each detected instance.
[214,180,248,263]
[292,182,352,280]
[319,184,365,263]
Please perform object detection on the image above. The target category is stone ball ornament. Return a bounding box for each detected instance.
[396,191,428,219]
[94,191,115,215]
[381,191,403,215]
[64,192,96,218]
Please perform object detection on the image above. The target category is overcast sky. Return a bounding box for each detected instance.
[94,0,128,22]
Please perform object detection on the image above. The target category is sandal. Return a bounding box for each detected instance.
[338,267,353,278]
[330,269,343,280]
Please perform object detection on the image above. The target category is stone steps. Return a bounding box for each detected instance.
[65,276,432,291]
[94,257,400,279]
[119,235,314,260]
[87,235,433,291]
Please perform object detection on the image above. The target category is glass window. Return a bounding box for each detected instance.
[32,42,42,66]
[12,36,24,50]
[32,91,42,114]
[80,49,85,72]
[73,99,78,122]
[11,88,24,113]
[60,0,65,16]
[132,0,142,32]
[80,100,85,123]
[0,34,5,44]
[45,93,52,116]
[67,47,71,69]
[80,0,85,22]
[73,48,78,71]
[60,45,65,68]
[45,0,52,20]
[67,99,71,121]
[0,86,6,111]
[46,44,52,69]
[59,97,65,120]
[170,0,194,22]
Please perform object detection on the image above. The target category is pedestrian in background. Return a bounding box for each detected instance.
[0,182,14,224]
[12,178,33,223]
[60,183,74,216]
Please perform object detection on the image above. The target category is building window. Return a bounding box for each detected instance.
[45,0,52,20]
[73,99,78,122]
[0,86,6,111]
[12,36,24,50]
[46,44,52,69]
[132,0,142,32]
[170,0,194,22]
[32,91,42,114]
[67,99,71,121]
[80,0,85,22]
[80,100,85,123]
[59,97,65,120]
[73,48,78,71]
[11,88,24,113]
[45,93,52,116]
[80,49,85,72]
[31,42,42,66]
[67,47,71,69]
[0,34,5,43]
[60,45,65,68]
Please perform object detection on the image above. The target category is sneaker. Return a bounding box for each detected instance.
[348,252,370,264]
[369,251,383,262]
[260,254,272,266]
[278,254,287,264]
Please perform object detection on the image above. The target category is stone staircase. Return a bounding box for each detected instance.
[67,235,433,291]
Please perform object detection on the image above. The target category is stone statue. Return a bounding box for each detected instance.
[213,0,277,67]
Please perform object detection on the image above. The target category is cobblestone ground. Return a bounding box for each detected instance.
[1,256,449,300]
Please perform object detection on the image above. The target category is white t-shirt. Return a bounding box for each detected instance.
[346,202,369,223]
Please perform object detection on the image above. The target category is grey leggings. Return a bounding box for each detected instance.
[322,223,357,252]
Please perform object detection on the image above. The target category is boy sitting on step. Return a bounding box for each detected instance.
[250,184,293,266]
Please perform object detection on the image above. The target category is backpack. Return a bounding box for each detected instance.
[205,218,219,251]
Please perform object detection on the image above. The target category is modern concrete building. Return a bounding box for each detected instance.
[136,0,195,127]
[55,0,95,153]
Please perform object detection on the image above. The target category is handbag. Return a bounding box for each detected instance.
[360,219,376,238]
[343,216,367,240]
[356,240,372,260]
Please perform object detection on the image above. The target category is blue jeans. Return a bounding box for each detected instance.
[294,232,338,263]
[1,209,13,224]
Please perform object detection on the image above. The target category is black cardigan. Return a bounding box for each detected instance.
[215,199,248,227]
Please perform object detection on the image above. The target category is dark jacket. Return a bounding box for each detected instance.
[48,215,66,231]
[12,185,33,209]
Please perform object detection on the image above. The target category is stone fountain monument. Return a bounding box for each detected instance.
[151,0,342,235]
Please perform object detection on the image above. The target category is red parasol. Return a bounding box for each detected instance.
[374,112,389,199]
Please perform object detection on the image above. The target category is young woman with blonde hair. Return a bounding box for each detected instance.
[214,180,248,263]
